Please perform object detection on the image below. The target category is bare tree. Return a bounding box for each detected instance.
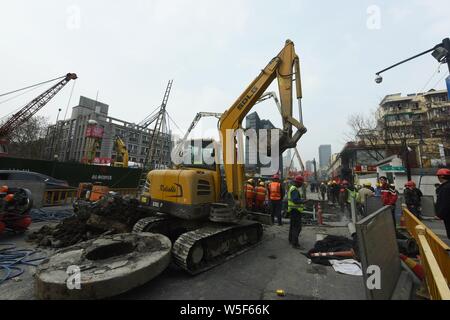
[346,113,385,161]
[7,116,50,159]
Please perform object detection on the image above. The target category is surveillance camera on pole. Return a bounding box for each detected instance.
[374,37,450,84]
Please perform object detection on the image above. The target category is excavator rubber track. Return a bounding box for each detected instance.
[172,221,263,275]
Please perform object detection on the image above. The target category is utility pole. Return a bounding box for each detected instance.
[402,139,412,181]
[313,158,318,182]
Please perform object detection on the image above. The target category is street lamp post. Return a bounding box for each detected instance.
[375,37,450,83]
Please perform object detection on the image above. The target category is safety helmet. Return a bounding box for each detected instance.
[437,168,450,177]
[0,185,8,193]
[272,174,280,180]
[294,175,304,183]
[259,182,265,186]
[342,180,349,186]
[247,179,254,183]
[332,180,337,184]
[364,182,372,187]
[405,181,416,188]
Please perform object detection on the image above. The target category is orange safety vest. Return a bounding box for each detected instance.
[245,184,255,199]
[255,186,266,202]
[269,182,281,201]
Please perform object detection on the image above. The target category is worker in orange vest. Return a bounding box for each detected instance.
[268,174,284,225]
[255,182,267,213]
[244,179,255,211]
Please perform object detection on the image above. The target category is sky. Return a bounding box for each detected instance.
[1,0,449,165]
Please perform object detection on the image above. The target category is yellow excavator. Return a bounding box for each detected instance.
[112,136,129,168]
[134,40,307,274]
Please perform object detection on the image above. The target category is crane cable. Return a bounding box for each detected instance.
[0,75,65,98]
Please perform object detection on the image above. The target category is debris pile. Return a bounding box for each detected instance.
[28,194,153,248]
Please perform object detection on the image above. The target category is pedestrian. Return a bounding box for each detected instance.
[319,182,327,201]
[288,175,307,249]
[254,182,267,213]
[381,182,398,226]
[435,168,450,239]
[358,182,374,216]
[332,181,340,205]
[268,174,283,225]
[244,179,255,211]
[404,181,423,219]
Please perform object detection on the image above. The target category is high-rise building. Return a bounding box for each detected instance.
[319,145,332,169]
[245,111,283,176]
[305,160,314,173]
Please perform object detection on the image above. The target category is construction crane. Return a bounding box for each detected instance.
[0,73,78,154]
[137,80,173,191]
[172,112,222,163]
[287,147,305,175]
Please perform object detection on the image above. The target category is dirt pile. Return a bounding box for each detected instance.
[28,194,153,248]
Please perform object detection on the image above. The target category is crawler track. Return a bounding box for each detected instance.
[172,221,263,274]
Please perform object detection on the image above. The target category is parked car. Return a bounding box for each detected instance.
[0,170,70,189]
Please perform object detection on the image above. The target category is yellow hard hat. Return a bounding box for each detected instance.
[259,182,265,186]
[247,179,254,183]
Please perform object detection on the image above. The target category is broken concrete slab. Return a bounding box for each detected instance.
[34,232,171,299]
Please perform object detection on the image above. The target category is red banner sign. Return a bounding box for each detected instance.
[86,126,104,138]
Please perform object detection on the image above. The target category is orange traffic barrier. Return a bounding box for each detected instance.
[400,253,425,281]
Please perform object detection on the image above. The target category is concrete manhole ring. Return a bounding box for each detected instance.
[35,233,172,299]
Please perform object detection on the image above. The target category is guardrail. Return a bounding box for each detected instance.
[415,225,450,300]
[43,188,139,206]
[401,206,450,300]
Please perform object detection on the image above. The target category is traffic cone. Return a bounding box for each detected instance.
[400,254,425,281]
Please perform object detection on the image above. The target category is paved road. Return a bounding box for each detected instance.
[0,221,366,300]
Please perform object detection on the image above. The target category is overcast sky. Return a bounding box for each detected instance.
[1,0,449,164]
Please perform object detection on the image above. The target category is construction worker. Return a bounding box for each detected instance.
[404,180,423,219]
[436,168,450,239]
[319,182,327,201]
[268,174,283,225]
[288,175,307,249]
[244,179,255,211]
[331,180,340,205]
[255,182,267,213]
[381,182,399,226]
[338,180,350,214]
[358,182,374,216]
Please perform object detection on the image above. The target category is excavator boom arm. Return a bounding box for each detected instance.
[219,40,306,202]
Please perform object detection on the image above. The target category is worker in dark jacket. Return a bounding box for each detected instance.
[436,168,450,239]
[404,180,423,219]
[288,175,308,249]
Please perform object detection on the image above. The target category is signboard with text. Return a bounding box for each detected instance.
[86,126,104,138]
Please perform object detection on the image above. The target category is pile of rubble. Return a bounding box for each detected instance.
[28,194,153,248]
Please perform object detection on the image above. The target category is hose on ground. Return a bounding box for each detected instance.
[0,243,47,284]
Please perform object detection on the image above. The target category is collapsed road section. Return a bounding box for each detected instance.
[35,232,171,300]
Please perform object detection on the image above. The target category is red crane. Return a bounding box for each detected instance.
[0,73,77,154]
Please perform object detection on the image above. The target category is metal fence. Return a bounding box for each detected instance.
[402,206,450,300]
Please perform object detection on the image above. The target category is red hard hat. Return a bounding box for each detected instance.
[342,180,349,185]
[405,181,416,188]
[272,174,280,180]
[294,175,304,183]
[437,168,450,177]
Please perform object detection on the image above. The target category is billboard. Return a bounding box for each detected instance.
[86,126,104,138]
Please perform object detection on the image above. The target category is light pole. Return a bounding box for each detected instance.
[375,38,450,83]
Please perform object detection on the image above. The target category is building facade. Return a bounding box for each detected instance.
[318,145,332,169]
[244,112,283,177]
[44,96,172,166]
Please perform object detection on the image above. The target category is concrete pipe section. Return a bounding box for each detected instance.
[35,233,171,299]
